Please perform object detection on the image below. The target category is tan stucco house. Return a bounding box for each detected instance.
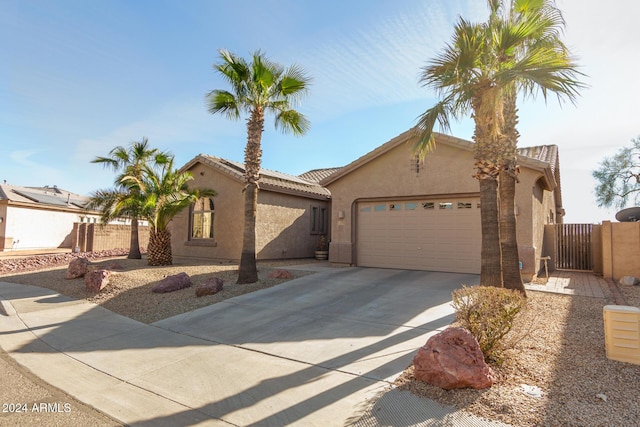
[321,129,562,280]
[170,155,333,261]
[0,183,98,251]
[175,129,562,281]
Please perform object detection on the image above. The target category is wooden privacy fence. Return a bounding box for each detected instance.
[555,223,593,270]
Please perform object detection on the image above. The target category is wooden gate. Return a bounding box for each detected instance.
[555,224,593,270]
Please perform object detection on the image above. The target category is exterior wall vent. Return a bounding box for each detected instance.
[603,305,640,365]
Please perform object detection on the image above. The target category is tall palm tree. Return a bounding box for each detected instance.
[89,138,169,259]
[207,49,311,284]
[125,156,217,266]
[415,17,506,287]
[491,0,583,292]
[415,1,583,289]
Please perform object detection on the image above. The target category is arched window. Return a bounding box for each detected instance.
[191,197,214,239]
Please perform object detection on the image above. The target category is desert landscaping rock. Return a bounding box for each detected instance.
[65,257,90,279]
[413,326,494,390]
[85,269,111,292]
[620,276,640,286]
[195,277,224,297]
[151,272,192,293]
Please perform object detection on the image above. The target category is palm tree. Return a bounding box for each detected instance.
[414,0,583,289]
[415,17,506,287]
[207,49,311,284]
[125,156,217,266]
[89,138,169,259]
[491,0,583,292]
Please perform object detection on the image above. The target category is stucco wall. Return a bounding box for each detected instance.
[2,205,82,250]
[170,162,328,261]
[171,162,244,261]
[518,175,553,278]
[0,203,8,250]
[256,191,329,260]
[601,221,640,280]
[327,141,481,265]
[326,137,556,278]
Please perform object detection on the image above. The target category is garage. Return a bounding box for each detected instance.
[356,197,481,274]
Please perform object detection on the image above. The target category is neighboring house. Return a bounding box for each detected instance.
[170,155,334,261]
[321,129,562,281]
[0,183,99,251]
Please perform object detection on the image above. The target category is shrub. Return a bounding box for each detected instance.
[451,285,526,364]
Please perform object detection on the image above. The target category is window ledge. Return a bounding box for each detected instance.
[185,240,217,247]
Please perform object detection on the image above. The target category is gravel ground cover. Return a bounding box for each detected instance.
[395,281,640,427]
[1,252,639,426]
[0,252,315,324]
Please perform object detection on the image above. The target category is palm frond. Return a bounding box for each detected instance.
[274,109,311,136]
[208,49,311,138]
[206,90,241,119]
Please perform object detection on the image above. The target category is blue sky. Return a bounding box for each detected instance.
[2,0,639,223]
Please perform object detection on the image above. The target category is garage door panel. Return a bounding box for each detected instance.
[357,198,481,274]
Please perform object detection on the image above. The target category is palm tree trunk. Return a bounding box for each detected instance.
[499,168,526,294]
[237,107,264,284]
[499,92,526,294]
[237,183,259,283]
[127,217,142,259]
[472,90,503,287]
[147,227,173,266]
[479,178,502,287]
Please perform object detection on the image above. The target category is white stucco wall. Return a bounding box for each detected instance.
[4,205,87,250]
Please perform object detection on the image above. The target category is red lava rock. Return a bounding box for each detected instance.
[152,272,192,293]
[268,269,293,279]
[195,277,224,297]
[65,257,91,279]
[85,269,111,292]
[413,327,494,390]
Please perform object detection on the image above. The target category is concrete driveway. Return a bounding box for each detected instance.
[0,266,481,426]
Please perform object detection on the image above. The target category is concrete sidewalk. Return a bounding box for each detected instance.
[0,267,510,426]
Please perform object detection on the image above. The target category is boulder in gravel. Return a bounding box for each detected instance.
[65,257,90,279]
[619,276,640,286]
[195,277,224,297]
[413,327,494,390]
[85,269,111,292]
[268,269,292,279]
[152,272,192,293]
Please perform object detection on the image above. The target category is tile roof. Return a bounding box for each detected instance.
[183,137,561,204]
[186,155,331,199]
[517,145,558,174]
[298,167,342,184]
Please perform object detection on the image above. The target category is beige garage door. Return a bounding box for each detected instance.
[356,198,481,274]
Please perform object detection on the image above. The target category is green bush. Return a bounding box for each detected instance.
[451,285,526,364]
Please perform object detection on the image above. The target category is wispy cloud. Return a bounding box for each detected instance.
[295,1,487,121]
[68,95,251,194]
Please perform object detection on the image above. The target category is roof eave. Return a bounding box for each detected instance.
[259,183,330,201]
